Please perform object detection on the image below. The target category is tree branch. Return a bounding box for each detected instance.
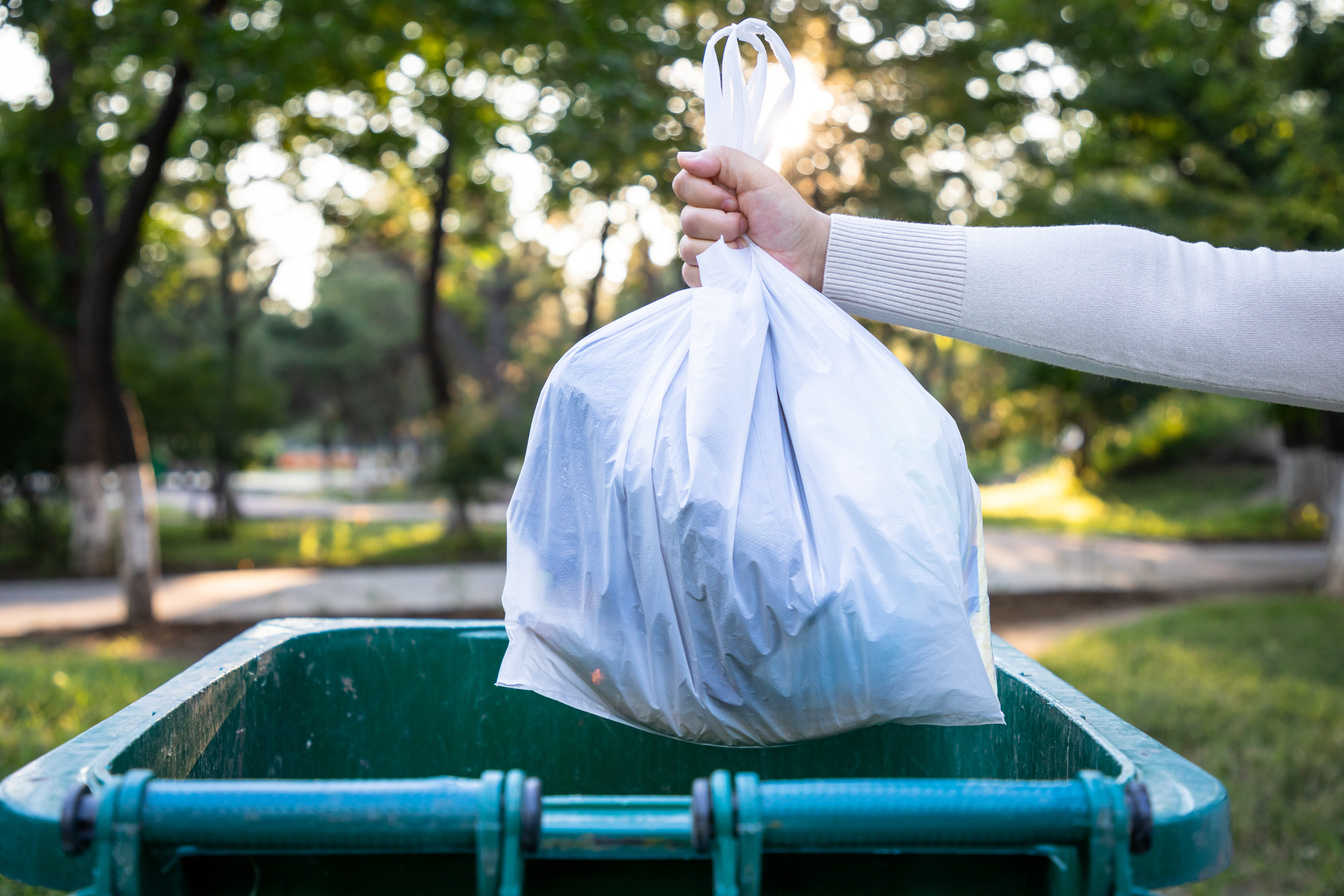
[83,152,107,239]
[40,169,82,269]
[103,60,193,288]
[0,193,72,347]
[579,217,612,339]
[420,130,456,410]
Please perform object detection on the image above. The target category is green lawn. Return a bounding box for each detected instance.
[0,641,185,896]
[981,460,1322,541]
[1,496,509,577]
[158,518,506,573]
[1041,595,1344,895]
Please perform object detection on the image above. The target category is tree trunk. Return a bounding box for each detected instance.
[65,463,112,576]
[579,218,612,340]
[420,131,456,412]
[211,234,242,538]
[1326,473,1344,596]
[119,391,158,623]
[449,489,471,534]
[118,462,159,622]
[1277,445,1334,510]
[64,329,119,575]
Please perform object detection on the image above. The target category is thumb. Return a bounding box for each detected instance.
[678,146,777,194]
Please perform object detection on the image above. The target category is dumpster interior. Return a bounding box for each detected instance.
[87,624,1124,894]
[108,624,1123,788]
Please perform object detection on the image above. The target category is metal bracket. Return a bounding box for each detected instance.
[1078,771,1133,896]
[476,769,540,896]
[88,769,154,896]
[695,770,763,896]
[734,773,762,896]
[500,770,526,896]
[709,770,737,896]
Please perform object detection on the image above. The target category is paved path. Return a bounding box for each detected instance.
[0,531,1328,641]
[983,531,1327,594]
[0,566,506,637]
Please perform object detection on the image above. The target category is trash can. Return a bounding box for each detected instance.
[0,619,1230,895]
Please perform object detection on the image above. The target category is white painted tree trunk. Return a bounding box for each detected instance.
[118,462,159,623]
[1277,446,1334,509]
[66,464,113,576]
[1325,466,1344,597]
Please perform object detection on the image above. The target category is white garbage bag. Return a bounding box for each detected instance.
[497,19,1002,745]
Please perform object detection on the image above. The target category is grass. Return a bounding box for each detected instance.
[980,459,1323,541]
[1040,595,1344,895]
[0,639,185,896]
[0,516,506,578]
[158,518,506,573]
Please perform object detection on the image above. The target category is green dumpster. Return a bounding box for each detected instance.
[0,618,1230,895]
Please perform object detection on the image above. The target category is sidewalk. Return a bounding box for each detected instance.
[0,531,1328,639]
[0,565,505,637]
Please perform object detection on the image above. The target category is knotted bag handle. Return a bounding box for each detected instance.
[702,18,797,161]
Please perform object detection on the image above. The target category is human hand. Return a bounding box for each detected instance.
[673,147,831,291]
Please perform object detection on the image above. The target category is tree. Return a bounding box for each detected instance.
[260,250,425,453]
[115,192,286,538]
[0,0,412,618]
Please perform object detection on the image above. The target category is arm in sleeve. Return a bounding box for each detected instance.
[821,215,1344,411]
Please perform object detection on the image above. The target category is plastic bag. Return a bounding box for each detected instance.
[497,19,1002,745]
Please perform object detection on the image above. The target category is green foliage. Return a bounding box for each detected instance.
[3,0,1337,518]
[434,398,525,530]
[1042,596,1344,895]
[0,300,69,573]
[1088,392,1267,476]
[0,496,67,577]
[261,251,425,446]
[119,336,285,470]
[0,0,418,319]
[0,300,67,477]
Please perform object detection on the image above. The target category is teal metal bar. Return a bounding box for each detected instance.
[138,777,481,852]
[77,768,1147,896]
[538,796,695,858]
[760,778,1098,849]
[97,774,1128,858]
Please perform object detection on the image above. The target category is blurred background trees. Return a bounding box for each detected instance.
[2,0,1342,609]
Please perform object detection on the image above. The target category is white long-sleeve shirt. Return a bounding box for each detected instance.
[821,216,1344,411]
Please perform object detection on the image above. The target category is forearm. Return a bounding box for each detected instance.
[822,216,1344,411]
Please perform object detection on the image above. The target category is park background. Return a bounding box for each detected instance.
[1,0,1343,892]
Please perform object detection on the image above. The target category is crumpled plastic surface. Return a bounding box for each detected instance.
[497,19,1001,745]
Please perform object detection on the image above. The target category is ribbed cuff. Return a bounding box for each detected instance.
[821,216,968,330]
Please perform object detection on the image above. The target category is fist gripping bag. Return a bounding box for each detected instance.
[497,19,1001,745]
